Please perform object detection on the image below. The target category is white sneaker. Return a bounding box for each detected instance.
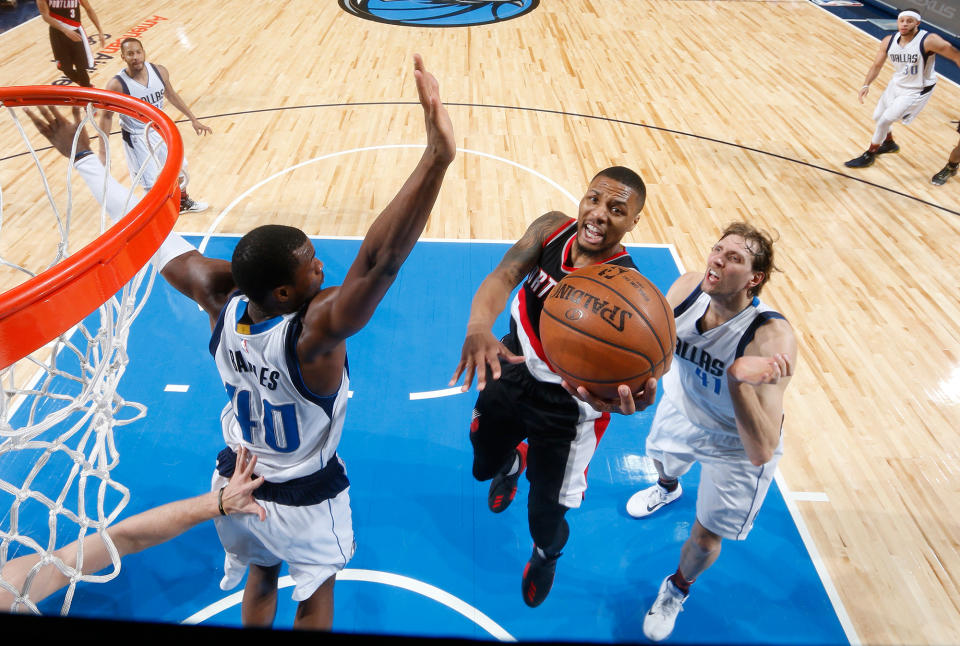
[626,482,682,518]
[643,576,686,642]
[180,197,209,214]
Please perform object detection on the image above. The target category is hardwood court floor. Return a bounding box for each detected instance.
[1,1,959,644]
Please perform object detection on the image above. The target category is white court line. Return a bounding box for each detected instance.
[197,145,581,253]
[789,491,831,503]
[164,384,190,393]
[182,569,516,642]
[410,386,464,400]
[776,471,861,645]
[0,15,40,39]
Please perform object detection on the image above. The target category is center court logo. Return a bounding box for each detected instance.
[339,0,538,27]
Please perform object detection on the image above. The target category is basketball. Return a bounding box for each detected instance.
[539,264,676,400]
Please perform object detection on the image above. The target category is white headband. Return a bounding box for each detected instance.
[899,10,921,21]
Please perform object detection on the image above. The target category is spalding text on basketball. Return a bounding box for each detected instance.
[552,283,633,332]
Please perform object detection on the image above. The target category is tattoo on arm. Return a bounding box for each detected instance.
[496,212,569,284]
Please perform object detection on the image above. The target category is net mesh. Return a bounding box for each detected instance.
[0,97,168,614]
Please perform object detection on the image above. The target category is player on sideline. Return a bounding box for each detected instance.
[30,53,455,629]
[930,120,960,185]
[449,167,658,608]
[608,223,797,642]
[97,38,213,214]
[844,10,960,168]
[37,0,104,88]
[0,446,264,612]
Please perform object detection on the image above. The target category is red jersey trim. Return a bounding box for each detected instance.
[542,218,576,248]
[581,414,611,500]
[50,14,82,28]
[517,287,551,367]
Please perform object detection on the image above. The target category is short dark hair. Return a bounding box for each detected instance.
[720,222,780,296]
[593,166,646,212]
[231,225,310,304]
[120,38,142,52]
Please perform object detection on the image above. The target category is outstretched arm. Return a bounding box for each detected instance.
[156,64,213,136]
[859,36,891,103]
[0,447,264,610]
[727,318,797,466]
[25,105,234,325]
[925,33,960,68]
[449,211,569,392]
[96,76,123,163]
[297,54,455,360]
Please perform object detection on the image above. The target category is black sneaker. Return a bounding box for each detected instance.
[844,151,876,168]
[931,165,958,186]
[487,442,527,513]
[521,520,568,607]
[876,139,900,155]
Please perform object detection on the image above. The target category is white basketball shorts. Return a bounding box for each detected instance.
[645,396,783,540]
[121,127,189,191]
[211,470,355,602]
[874,83,934,126]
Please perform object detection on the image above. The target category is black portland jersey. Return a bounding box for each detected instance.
[507,218,636,383]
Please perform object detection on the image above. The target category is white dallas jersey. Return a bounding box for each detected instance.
[887,29,936,91]
[212,293,350,482]
[114,63,166,135]
[661,286,785,437]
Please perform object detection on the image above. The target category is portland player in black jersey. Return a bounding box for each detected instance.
[37,0,104,87]
[449,167,657,607]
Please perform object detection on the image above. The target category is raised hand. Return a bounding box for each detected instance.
[24,105,90,158]
[413,53,456,167]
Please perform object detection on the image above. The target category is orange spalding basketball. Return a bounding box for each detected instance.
[539,264,676,400]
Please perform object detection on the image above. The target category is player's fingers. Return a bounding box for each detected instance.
[448,361,465,387]
[499,344,525,364]
[779,353,793,377]
[618,385,636,415]
[574,386,594,404]
[636,378,657,408]
[476,360,488,391]
[23,107,45,130]
[461,363,477,392]
[487,353,502,381]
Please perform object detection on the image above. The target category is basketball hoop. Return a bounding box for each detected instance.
[0,86,182,369]
[0,86,182,614]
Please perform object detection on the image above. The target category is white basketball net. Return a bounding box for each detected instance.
[0,100,165,614]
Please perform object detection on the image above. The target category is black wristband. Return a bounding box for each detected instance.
[218,486,227,516]
[74,150,95,163]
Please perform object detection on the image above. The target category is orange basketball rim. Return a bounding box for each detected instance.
[0,86,183,370]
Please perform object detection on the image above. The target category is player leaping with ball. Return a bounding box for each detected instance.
[449,167,656,608]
